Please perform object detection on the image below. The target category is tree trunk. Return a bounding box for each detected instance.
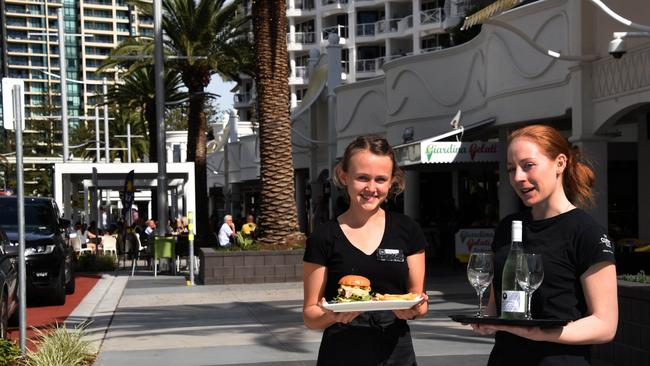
[253,0,299,244]
[185,72,209,239]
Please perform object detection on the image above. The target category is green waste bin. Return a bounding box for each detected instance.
[154,236,176,276]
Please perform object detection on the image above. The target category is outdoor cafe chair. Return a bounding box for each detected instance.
[100,235,118,257]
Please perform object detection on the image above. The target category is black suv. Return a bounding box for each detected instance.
[0,197,75,305]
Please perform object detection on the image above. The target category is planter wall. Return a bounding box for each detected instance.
[592,281,650,366]
[198,247,304,285]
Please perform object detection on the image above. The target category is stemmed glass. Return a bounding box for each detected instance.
[467,252,494,318]
[515,253,544,320]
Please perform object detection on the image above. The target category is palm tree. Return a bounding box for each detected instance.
[100,67,185,162]
[104,0,253,237]
[252,1,299,244]
[108,109,149,163]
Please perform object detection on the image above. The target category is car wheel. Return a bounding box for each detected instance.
[65,270,76,295]
[52,269,66,306]
[0,292,8,339]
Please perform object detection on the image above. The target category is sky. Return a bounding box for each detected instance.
[207,74,236,115]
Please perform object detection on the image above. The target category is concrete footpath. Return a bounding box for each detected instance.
[68,268,493,366]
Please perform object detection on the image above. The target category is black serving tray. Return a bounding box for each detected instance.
[449,314,569,328]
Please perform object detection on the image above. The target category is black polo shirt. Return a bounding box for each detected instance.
[489,208,616,365]
[304,211,427,366]
[304,211,427,300]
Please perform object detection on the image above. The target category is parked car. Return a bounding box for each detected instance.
[0,227,17,339]
[0,197,75,305]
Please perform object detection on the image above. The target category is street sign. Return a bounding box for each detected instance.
[2,78,25,131]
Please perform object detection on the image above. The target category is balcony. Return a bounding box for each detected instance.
[356,57,385,74]
[420,8,444,34]
[287,32,316,51]
[289,65,308,86]
[357,15,413,39]
[356,23,376,37]
[322,25,348,42]
[321,0,347,16]
[287,0,315,11]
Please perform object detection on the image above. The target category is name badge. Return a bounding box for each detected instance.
[376,248,404,262]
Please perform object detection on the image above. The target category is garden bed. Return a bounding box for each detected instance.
[198,247,304,285]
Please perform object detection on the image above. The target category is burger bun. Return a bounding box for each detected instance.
[338,275,370,287]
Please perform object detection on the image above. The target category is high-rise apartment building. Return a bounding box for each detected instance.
[0,0,153,122]
[231,0,462,120]
[286,0,455,109]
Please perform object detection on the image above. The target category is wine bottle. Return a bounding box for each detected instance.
[501,220,526,319]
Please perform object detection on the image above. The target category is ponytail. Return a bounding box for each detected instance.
[564,146,596,208]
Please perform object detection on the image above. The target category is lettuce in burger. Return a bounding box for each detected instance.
[335,275,372,302]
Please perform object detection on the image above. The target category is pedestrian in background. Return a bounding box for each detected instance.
[471,124,617,365]
[218,214,236,247]
[303,135,428,365]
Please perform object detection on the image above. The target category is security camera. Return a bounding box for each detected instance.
[608,37,626,59]
[609,31,650,59]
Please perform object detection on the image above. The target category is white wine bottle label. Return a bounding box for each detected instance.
[502,291,526,313]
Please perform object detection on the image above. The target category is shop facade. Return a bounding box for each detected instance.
[291,0,650,246]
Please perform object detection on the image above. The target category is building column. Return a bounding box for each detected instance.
[290,56,297,78]
[295,170,307,233]
[404,169,420,221]
[290,85,298,109]
[62,177,72,221]
[289,18,296,44]
[638,117,650,241]
[451,170,459,208]
[573,140,608,228]
[498,127,519,219]
[412,0,421,54]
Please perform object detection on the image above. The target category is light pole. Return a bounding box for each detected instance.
[57,8,69,162]
[154,0,167,236]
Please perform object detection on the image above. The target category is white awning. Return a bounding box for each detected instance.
[394,117,497,165]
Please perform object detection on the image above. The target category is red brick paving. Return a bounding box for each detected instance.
[7,274,101,346]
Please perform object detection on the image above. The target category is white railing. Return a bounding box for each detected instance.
[322,24,348,39]
[421,8,443,25]
[291,0,315,10]
[357,16,412,37]
[322,0,347,5]
[356,22,376,37]
[286,32,316,44]
[356,57,385,73]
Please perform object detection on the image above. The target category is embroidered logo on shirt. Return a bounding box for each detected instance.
[600,234,614,254]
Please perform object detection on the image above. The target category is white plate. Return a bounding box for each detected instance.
[322,296,422,312]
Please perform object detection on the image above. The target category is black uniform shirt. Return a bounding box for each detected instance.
[304,211,427,366]
[304,210,427,301]
[489,208,616,365]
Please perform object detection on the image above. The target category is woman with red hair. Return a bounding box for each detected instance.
[473,124,618,365]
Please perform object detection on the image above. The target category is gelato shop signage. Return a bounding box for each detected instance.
[421,141,498,163]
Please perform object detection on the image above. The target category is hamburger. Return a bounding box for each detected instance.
[335,275,372,302]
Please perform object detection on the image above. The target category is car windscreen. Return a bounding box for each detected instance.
[0,202,56,234]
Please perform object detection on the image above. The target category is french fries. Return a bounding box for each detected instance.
[374,293,419,301]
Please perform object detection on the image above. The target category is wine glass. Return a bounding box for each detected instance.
[467,252,494,317]
[516,253,544,320]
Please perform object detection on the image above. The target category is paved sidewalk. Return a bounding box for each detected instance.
[72,269,492,366]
